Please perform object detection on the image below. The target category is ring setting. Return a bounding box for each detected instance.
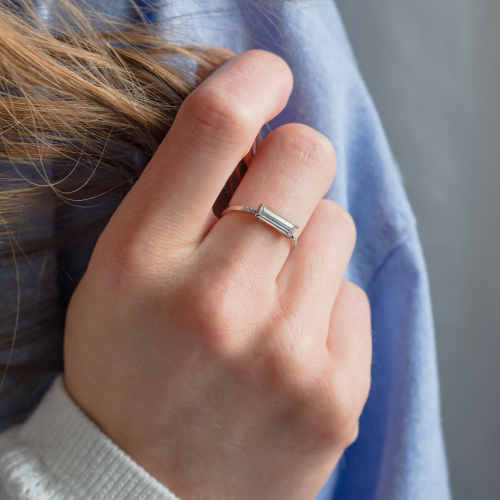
[221,203,299,247]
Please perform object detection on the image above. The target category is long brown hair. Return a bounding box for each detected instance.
[0,0,258,419]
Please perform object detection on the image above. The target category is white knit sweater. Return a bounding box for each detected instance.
[0,376,181,500]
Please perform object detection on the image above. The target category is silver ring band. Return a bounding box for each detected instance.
[221,203,299,248]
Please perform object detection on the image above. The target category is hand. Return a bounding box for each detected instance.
[64,50,372,500]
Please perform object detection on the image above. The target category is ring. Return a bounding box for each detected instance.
[221,203,299,248]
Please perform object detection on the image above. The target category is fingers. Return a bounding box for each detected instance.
[195,48,235,83]
[201,124,337,278]
[106,50,293,253]
[277,199,356,333]
[326,281,372,421]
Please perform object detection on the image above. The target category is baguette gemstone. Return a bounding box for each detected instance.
[255,204,298,238]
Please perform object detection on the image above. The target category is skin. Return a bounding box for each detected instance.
[64,50,372,500]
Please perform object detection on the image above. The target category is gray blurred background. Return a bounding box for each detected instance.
[335,0,500,498]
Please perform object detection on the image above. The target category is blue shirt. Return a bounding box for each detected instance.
[0,1,451,499]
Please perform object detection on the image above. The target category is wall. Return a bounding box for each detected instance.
[336,0,500,498]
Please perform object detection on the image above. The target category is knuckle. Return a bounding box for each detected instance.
[185,87,253,147]
[325,382,363,445]
[325,201,357,245]
[292,125,336,181]
[90,229,150,287]
[268,124,337,187]
[186,269,251,349]
[281,372,361,452]
[340,280,370,312]
[342,423,360,448]
[280,357,368,450]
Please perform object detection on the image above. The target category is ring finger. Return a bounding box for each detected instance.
[200,123,337,281]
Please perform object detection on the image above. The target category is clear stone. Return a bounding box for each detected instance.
[256,204,296,237]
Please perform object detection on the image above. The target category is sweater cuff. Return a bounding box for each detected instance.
[0,375,181,500]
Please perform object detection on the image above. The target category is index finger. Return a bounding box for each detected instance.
[108,50,293,252]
